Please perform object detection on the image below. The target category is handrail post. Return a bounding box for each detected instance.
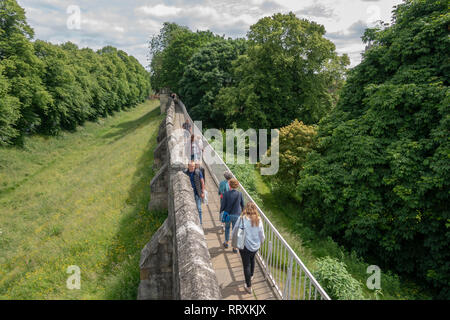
[283,255,294,300]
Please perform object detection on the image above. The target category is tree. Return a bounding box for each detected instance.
[178,38,247,127]
[149,23,188,92]
[0,0,52,143]
[0,65,20,145]
[148,23,219,93]
[34,40,91,133]
[214,12,349,130]
[269,119,317,195]
[0,0,151,145]
[296,0,449,298]
[160,29,218,93]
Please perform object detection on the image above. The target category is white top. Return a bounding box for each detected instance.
[192,139,203,159]
[234,216,265,252]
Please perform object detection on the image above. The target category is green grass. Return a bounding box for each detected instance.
[229,164,431,300]
[0,100,166,300]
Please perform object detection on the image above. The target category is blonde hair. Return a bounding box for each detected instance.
[243,202,260,227]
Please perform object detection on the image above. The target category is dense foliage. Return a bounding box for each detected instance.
[149,23,219,94]
[314,256,365,300]
[296,0,449,298]
[269,119,317,194]
[179,38,247,128]
[215,13,349,129]
[0,0,150,145]
[149,13,348,130]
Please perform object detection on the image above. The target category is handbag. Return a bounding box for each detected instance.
[202,190,208,204]
[221,211,230,223]
[231,216,246,250]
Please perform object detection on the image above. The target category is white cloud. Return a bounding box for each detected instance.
[137,4,182,18]
[17,0,403,68]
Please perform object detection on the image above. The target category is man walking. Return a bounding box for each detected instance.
[184,161,205,225]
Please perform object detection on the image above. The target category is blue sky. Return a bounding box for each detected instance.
[18,0,403,68]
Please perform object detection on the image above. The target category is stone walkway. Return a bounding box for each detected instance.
[174,104,276,300]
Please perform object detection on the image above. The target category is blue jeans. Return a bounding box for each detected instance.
[195,194,202,225]
[224,214,240,243]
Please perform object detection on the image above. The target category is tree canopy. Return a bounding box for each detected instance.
[149,23,219,93]
[0,0,150,145]
[179,38,248,128]
[214,12,349,130]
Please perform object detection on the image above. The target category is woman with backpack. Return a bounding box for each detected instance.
[219,178,244,253]
[233,202,265,294]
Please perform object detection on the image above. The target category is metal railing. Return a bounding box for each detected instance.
[177,100,331,300]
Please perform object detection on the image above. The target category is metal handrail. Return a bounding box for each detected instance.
[177,99,331,300]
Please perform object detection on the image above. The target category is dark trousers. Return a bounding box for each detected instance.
[239,246,257,287]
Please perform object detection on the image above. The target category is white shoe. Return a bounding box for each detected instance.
[244,285,252,294]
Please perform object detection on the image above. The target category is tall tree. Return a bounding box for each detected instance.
[149,23,219,93]
[0,0,151,145]
[160,29,218,93]
[149,23,189,92]
[0,65,20,144]
[179,38,247,127]
[0,0,52,143]
[214,12,349,130]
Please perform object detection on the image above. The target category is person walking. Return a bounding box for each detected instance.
[191,135,203,162]
[190,134,196,161]
[220,178,244,253]
[195,161,206,186]
[218,171,233,232]
[182,119,192,135]
[233,202,265,294]
[184,161,205,225]
[182,120,192,161]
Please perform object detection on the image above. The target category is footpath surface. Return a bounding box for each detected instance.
[174,104,276,300]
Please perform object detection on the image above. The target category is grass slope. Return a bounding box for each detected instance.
[0,100,166,300]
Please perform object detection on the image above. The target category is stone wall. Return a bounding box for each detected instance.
[138,98,221,300]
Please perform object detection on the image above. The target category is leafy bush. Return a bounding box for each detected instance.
[228,163,262,204]
[269,119,317,195]
[314,256,365,300]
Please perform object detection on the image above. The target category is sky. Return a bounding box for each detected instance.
[17,0,403,68]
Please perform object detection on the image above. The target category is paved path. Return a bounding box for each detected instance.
[174,104,276,300]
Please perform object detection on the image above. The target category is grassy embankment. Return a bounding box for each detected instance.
[0,100,166,299]
[229,164,430,300]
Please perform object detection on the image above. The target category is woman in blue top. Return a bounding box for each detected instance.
[233,202,265,294]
